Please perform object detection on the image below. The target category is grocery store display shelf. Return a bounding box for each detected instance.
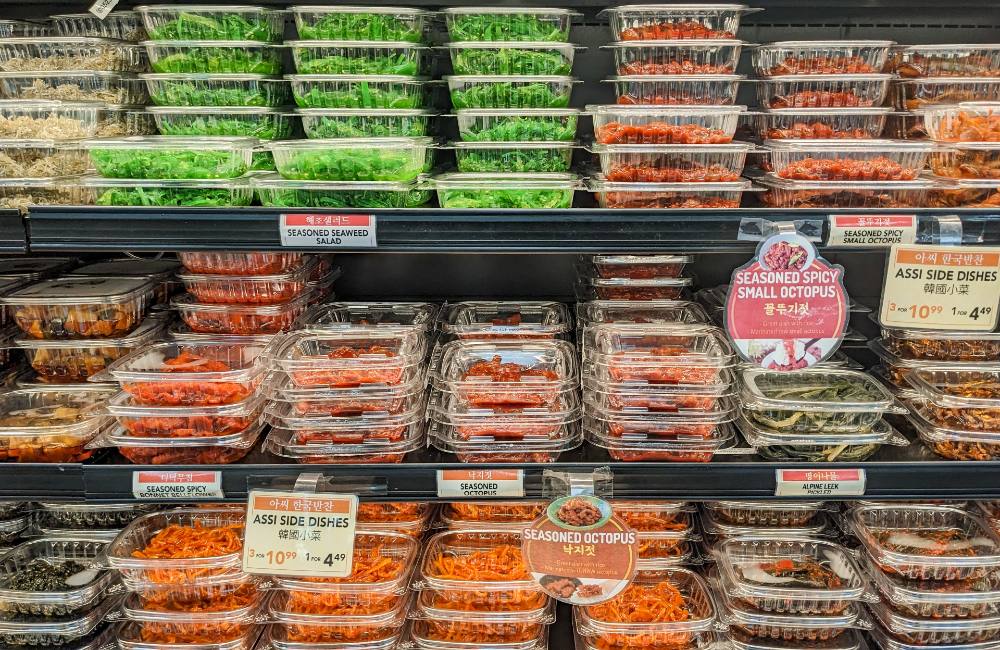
[0,210,28,254]
[25,207,1000,253]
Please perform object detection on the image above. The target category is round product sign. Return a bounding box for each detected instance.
[725,232,848,370]
[521,495,638,605]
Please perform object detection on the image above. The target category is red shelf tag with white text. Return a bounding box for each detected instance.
[776,469,866,497]
[280,213,376,248]
[725,232,848,369]
[437,469,524,498]
[828,214,917,248]
[132,471,223,500]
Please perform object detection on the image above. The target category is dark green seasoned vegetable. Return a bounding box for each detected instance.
[451,82,570,109]
[303,114,429,138]
[147,79,290,107]
[447,14,569,41]
[258,187,431,208]
[147,12,281,41]
[7,559,90,591]
[275,148,424,181]
[154,113,294,139]
[456,147,572,173]
[297,12,423,42]
[293,83,424,109]
[150,47,281,74]
[452,48,571,75]
[756,442,880,462]
[294,50,419,75]
[96,186,251,207]
[90,149,248,179]
[462,116,577,142]
[749,380,887,433]
[438,188,573,208]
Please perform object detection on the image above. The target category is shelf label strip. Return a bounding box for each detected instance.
[437,469,525,498]
[132,470,223,500]
[279,213,377,248]
[776,469,866,497]
[827,214,917,247]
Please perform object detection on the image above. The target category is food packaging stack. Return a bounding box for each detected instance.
[845,504,1000,650]
[749,40,948,207]
[263,302,436,464]
[0,535,123,649]
[0,501,29,552]
[32,501,157,540]
[577,253,695,303]
[922,102,1000,207]
[587,4,753,209]
[358,500,435,539]
[106,507,268,650]
[699,501,835,549]
[735,367,908,462]
[709,536,874,648]
[432,6,582,208]
[253,6,436,209]
[426,322,582,462]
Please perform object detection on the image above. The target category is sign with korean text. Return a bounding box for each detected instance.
[725,232,848,369]
[880,244,1000,331]
[828,214,917,248]
[437,469,525,498]
[279,213,377,248]
[89,0,119,18]
[132,471,223,500]
[522,496,638,605]
[776,469,867,497]
[243,490,357,577]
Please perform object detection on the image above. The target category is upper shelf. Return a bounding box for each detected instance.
[25,207,1000,253]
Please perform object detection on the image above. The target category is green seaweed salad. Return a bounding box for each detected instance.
[151,47,281,74]
[258,186,432,208]
[154,112,294,139]
[447,13,570,41]
[89,149,249,180]
[293,49,420,75]
[438,188,574,209]
[456,146,572,173]
[147,11,282,41]
[96,186,252,207]
[297,12,424,42]
[148,79,290,107]
[749,378,886,433]
[293,82,424,109]
[452,47,571,75]
[462,116,577,141]
[451,81,570,109]
[275,148,424,182]
[303,114,429,138]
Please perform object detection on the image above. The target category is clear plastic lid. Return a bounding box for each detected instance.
[0,386,114,437]
[0,590,118,638]
[298,301,439,332]
[860,551,1000,613]
[291,4,428,14]
[587,177,753,193]
[440,301,572,339]
[69,257,181,279]
[868,597,1000,638]
[1,276,155,306]
[0,257,78,279]
[264,425,424,462]
[717,589,869,632]
[415,528,537,592]
[737,414,908,447]
[753,173,942,192]
[762,137,933,152]
[740,368,898,413]
[576,300,711,325]
[0,537,116,616]
[730,629,865,650]
[432,171,581,190]
[82,135,258,150]
[906,366,1000,408]
[100,339,271,388]
[449,139,577,150]
[271,530,417,593]
[433,339,578,388]
[14,314,164,350]
[583,323,734,366]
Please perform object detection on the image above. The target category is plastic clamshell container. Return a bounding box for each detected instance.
[50,11,145,40]
[752,41,894,76]
[894,78,1000,111]
[728,629,865,650]
[94,104,158,138]
[102,339,271,406]
[291,6,430,42]
[848,504,1000,581]
[83,136,256,180]
[430,420,582,463]
[0,71,147,105]
[147,106,294,140]
[433,172,580,209]
[141,73,290,107]
[0,100,102,139]
[173,292,312,335]
[584,323,734,384]
[81,175,254,208]
[758,74,892,108]
[930,141,1000,179]
[584,275,694,300]
[267,137,430,182]
[297,107,433,138]
[606,39,742,75]
[107,507,245,587]
[906,365,1000,412]
[908,404,1000,461]
[273,328,426,388]
[449,141,575,174]
[740,367,900,433]
[177,259,318,305]
[0,513,28,543]
[588,104,743,144]
[715,537,870,614]
[704,501,826,527]
[455,108,580,142]
[106,389,267,438]
[588,255,693,279]
[3,275,155,340]
[428,389,580,440]
[0,38,145,73]
[286,74,428,109]
[441,7,576,43]
[136,5,285,42]
[737,415,905,462]
[35,502,155,530]
[439,501,547,527]
[265,398,425,445]
[445,41,576,76]
[590,142,750,182]
[602,5,754,41]
[584,418,735,462]
[103,417,264,465]
[446,76,577,110]
[0,537,117,617]
[753,108,892,140]
[869,599,1000,645]
[762,138,932,180]
[583,397,735,438]
[930,177,1000,207]
[298,301,438,332]
[286,40,428,76]
[263,425,423,464]
[0,177,94,211]
[0,139,89,179]
[15,315,165,382]
[440,301,572,340]
[142,39,282,74]
[588,177,751,209]
[268,587,408,644]
[0,590,119,647]
[608,74,743,105]
[889,44,1000,78]
[612,500,692,532]
[717,589,868,642]
[116,621,261,650]
[583,374,732,414]
[0,257,79,281]
[756,174,939,208]
[252,174,432,208]
[921,102,1000,141]
[179,251,303,275]
[577,299,710,324]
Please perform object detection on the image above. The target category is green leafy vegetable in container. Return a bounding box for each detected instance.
[96,186,251,207]
[147,12,281,41]
[146,79,290,107]
[303,114,429,138]
[258,187,431,208]
[448,14,569,42]
[462,116,577,142]
[251,150,276,171]
[293,85,422,109]
[456,147,571,173]
[749,380,887,433]
[150,47,281,74]
[297,13,423,42]
[89,149,248,180]
[274,148,424,182]
[438,188,573,209]
[451,82,570,109]
[294,52,419,75]
[154,112,294,139]
[452,48,571,75]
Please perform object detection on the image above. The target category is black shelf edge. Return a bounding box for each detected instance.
[0,210,27,254]
[24,207,1000,253]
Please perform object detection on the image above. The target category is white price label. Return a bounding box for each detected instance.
[279,213,376,248]
[776,469,866,497]
[828,214,917,247]
[437,469,525,498]
[243,490,357,577]
[89,0,119,18]
[132,471,223,500]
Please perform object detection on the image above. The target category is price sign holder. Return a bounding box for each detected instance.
[242,473,358,577]
[437,469,525,498]
[776,469,866,497]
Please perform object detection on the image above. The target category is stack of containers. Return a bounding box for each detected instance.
[699,501,836,549]
[580,321,738,462]
[576,253,696,312]
[847,504,1000,650]
[88,333,273,464]
[427,301,581,462]
[432,7,582,208]
[79,5,285,207]
[710,536,874,648]
[255,6,435,209]
[106,507,267,650]
[588,4,753,209]
[750,41,943,207]
[923,102,1000,207]
[0,501,29,552]
[32,502,157,540]
[736,367,909,463]
[264,302,437,464]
